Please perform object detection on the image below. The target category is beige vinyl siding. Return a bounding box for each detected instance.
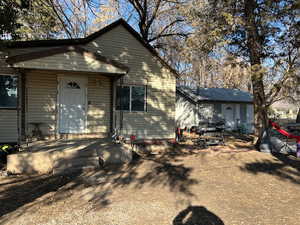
[87,74,111,134]
[85,25,176,139]
[0,54,18,143]
[13,51,125,74]
[25,70,57,136]
[25,70,111,137]
[6,23,176,139]
[0,110,18,142]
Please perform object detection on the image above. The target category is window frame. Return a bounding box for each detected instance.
[0,74,18,110]
[116,85,147,112]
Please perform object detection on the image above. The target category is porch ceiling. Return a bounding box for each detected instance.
[6,46,129,75]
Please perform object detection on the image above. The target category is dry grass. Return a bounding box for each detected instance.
[0,138,300,225]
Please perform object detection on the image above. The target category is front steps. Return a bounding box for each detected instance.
[6,142,132,175]
[53,156,100,175]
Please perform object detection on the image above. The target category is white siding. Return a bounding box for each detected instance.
[176,96,197,128]
[246,104,254,133]
[176,98,254,133]
[176,96,216,129]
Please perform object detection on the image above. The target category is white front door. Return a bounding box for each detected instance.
[59,76,87,133]
[223,104,235,130]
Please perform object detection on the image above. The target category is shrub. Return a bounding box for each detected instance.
[0,144,16,164]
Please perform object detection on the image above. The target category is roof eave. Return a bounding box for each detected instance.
[197,99,253,104]
[6,45,129,73]
[4,18,178,78]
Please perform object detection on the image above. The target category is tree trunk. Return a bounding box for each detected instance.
[252,76,269,142]
[244,0,269,146]
[296,108,300,123]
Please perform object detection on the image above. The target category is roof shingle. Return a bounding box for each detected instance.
[177,86,253,103]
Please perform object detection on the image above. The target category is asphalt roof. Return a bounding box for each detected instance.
[4,19,179,78]
[177,86,253,103]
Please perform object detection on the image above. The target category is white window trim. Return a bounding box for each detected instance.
[116,85,147,112]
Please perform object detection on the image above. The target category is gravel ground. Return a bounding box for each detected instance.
[1,140,300,225]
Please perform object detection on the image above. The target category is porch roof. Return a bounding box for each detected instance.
[6,46,129,75]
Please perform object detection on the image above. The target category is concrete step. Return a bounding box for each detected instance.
[53,165,98,175]
[7,142,132,175]
[7,151,53,174]
[53,149,99,160]
[53,156,100,170]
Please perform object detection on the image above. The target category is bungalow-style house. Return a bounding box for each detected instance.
[176,86,254,133]
[0,19,177,144]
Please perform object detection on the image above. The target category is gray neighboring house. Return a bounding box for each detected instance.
[176,87,254,133]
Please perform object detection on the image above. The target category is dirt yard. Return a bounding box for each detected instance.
[1,138,300,225]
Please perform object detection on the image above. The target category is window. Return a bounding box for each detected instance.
[116,86,130,110]
[116,85,146,112]
[67,81,80,89]
[131,86,146,111]
[0,75,18,108]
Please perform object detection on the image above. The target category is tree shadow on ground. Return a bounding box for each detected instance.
[110,153,198,196]
[173,205,224,225]
[0,171,83,220]
[226,132,254,142]
[0,146,199,222]
[240,152,300,184]
[86,148,199,209]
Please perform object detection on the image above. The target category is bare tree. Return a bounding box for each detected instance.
[181,0,300,144]
[44,0,103,38]
[111,0,189,47]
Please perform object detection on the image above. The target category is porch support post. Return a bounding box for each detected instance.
[15,68,25,145]
[110,74,125,135]
[21,71,26,141]
[110,77,116,134]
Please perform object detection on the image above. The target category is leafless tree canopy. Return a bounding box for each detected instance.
[1,0,299,136]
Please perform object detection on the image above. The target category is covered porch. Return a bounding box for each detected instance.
[4,46,132,174]
[7,138,132,174]
[6,45,129,143]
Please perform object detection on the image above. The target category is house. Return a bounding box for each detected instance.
[176,86,254,133]
[270,100,299,123]
[0,19,177,144]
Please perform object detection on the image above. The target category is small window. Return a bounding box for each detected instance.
[67,81,80,89]
[0,75,18,108]
[116,85,146,112]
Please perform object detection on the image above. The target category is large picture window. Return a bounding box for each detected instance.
[116,85,146,112]
[0,75,18,108]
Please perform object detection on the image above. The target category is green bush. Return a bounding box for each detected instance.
[0,144,15,164]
